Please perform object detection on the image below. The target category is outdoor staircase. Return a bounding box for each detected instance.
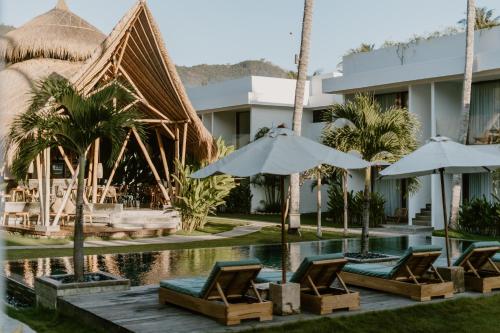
[109,206,180,231]
[412,203,432,227]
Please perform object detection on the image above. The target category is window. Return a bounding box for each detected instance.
[312,109,329,123]
[374,92,408,111]
[468,80,500,145]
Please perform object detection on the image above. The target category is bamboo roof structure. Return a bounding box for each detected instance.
[1,0,215,170]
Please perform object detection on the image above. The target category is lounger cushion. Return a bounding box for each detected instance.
[199,258,262,297]
[255,271,294,283]
[160,277,206,297]
[389,245,442,277]
[453,241,500,267]
[290,253,344,283]
[343,263,393,278]
[493,253,500,263]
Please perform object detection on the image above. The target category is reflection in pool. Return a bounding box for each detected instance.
[5,236,474,287]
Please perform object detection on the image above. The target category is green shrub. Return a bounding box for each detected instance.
[327,185,386,227]
[457,196,500,237]
[219,177,252,213]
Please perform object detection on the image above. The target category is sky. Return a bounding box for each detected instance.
[1,0,499,73]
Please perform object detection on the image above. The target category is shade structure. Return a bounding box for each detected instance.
[191,127,369,178]
[380,136,500,266]
[192,127,369,284]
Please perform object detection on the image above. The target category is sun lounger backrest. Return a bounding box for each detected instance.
[454,242,500,271]
[200,259,262,301]
[390,245,442,280]
[290,253,346,290]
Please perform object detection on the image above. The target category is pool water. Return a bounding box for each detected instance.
[4,236,474,287]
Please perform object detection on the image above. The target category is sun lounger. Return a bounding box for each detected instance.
[256,254,360,314]
[159,259,272,325]
[493,253,500,270]
[453,241,500,293]
[341,245,454,301]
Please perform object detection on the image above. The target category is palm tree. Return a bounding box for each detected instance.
[347,43,375,55]
[8,76,141,282]
[451,0,476,227]
[459,5,499,30]
[290,0,314,232]
[322,93,419,255]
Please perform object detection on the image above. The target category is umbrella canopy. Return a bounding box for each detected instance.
[379,136,500,179]
[191,127,369,178]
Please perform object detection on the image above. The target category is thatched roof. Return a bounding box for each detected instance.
[0,0,105,64]
[71,1,215,160]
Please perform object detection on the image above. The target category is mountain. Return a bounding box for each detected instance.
[176,60,295,87]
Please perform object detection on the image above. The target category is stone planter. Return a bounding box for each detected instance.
[35,271,130,309]
[268,282,300,315]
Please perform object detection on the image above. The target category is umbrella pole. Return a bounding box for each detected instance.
[439,168,451,267]
[280,175,287,284]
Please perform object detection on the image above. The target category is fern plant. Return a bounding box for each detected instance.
[172,138,236,232]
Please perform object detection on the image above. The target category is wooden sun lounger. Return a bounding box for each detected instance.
[454,242,500,293]
[257,254,360,314]
[159,259,272,326]
[341,245,454,301]
[493,254,500,270]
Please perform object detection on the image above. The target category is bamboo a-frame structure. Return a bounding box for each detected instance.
[1,0,215,229]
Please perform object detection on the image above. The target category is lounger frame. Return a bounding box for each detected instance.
[341,251,454,301]
[295,258,360,314]
[458,246,500,293]
[159,264,272,325]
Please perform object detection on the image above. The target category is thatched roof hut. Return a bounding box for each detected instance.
[1,0,214,173]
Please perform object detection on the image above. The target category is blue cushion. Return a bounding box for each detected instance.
[160,277,206,297]
[290,253,344,283]
[343,263,393,278]
[389,245,442,277]
[199,258,262,297]
[493,253,500,263]
[255,270,294,283]
[453,241,500,266]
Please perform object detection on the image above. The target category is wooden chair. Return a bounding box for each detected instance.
[453,242,500,293]
[341,245,454,301]
[3,202,30,226]
[256,253,360,314]
[159,259,272,325]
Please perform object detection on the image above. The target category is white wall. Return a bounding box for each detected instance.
[213,111,236,146]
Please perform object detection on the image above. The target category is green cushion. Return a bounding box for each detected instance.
[389,245,442,278]
[199,258,262,298]
[454,241,500,266]
[290,253,344,283]
[493,253,500,263]
[343,263,393,278]
[160,277,206,298]
[255,271,294,283]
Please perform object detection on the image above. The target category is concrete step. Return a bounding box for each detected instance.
[416,211,431,218]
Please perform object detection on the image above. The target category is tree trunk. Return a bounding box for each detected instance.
[343,170,349,236]
[73,154,87,282]
[361,166,371,255]
[316,170,322,238]
[290,0,314,231]
[450,0,475,228]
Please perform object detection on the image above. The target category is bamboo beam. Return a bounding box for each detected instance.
[43,148,51,226]
[160,123,175,140]
[36,154,44,225]
[99,131,131,204]
[155,129,172,192]
[52,165,79,226]
[175,125,180,162]
[91,139,100,203]
[114,30,132,76]
[132,128,170,202]
[57,146,75,176]
[181,122,188,166]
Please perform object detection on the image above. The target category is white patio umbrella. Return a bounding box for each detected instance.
[380,136,500,266]
[192,127,369,283]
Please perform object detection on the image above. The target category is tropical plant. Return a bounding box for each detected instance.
[322,93,419,255]
[290,0,314,232]
[459,6,500,30]
[346,43,375,56]
[172,138,236,232]
[8,75,140,282]
[457,195,500,237]
[220,178,252,214]
[451,0,476,228]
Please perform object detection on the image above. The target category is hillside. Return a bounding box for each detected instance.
[176,60,295,87]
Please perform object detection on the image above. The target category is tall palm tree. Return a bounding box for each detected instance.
[290,0,314,232]
[322,93,419,255]
[8,76,141,282]
[451,0,476,227]
[459,5,499,30]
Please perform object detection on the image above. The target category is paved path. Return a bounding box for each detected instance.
[2,218,403,251]
[1,311,36,333]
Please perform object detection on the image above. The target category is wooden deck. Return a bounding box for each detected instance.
[59,284,499,333]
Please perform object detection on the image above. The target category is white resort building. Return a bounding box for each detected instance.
[189,26,500,229]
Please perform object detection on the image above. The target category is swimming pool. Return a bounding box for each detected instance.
[4,235,473,287]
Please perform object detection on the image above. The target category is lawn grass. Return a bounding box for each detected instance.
[6,306,105,333]
[170,219,243,236]
[244,294,500,333]
[3,234,70,247]
[217,212,355,228]
[433,229,500,242]
[6,225,352,260]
